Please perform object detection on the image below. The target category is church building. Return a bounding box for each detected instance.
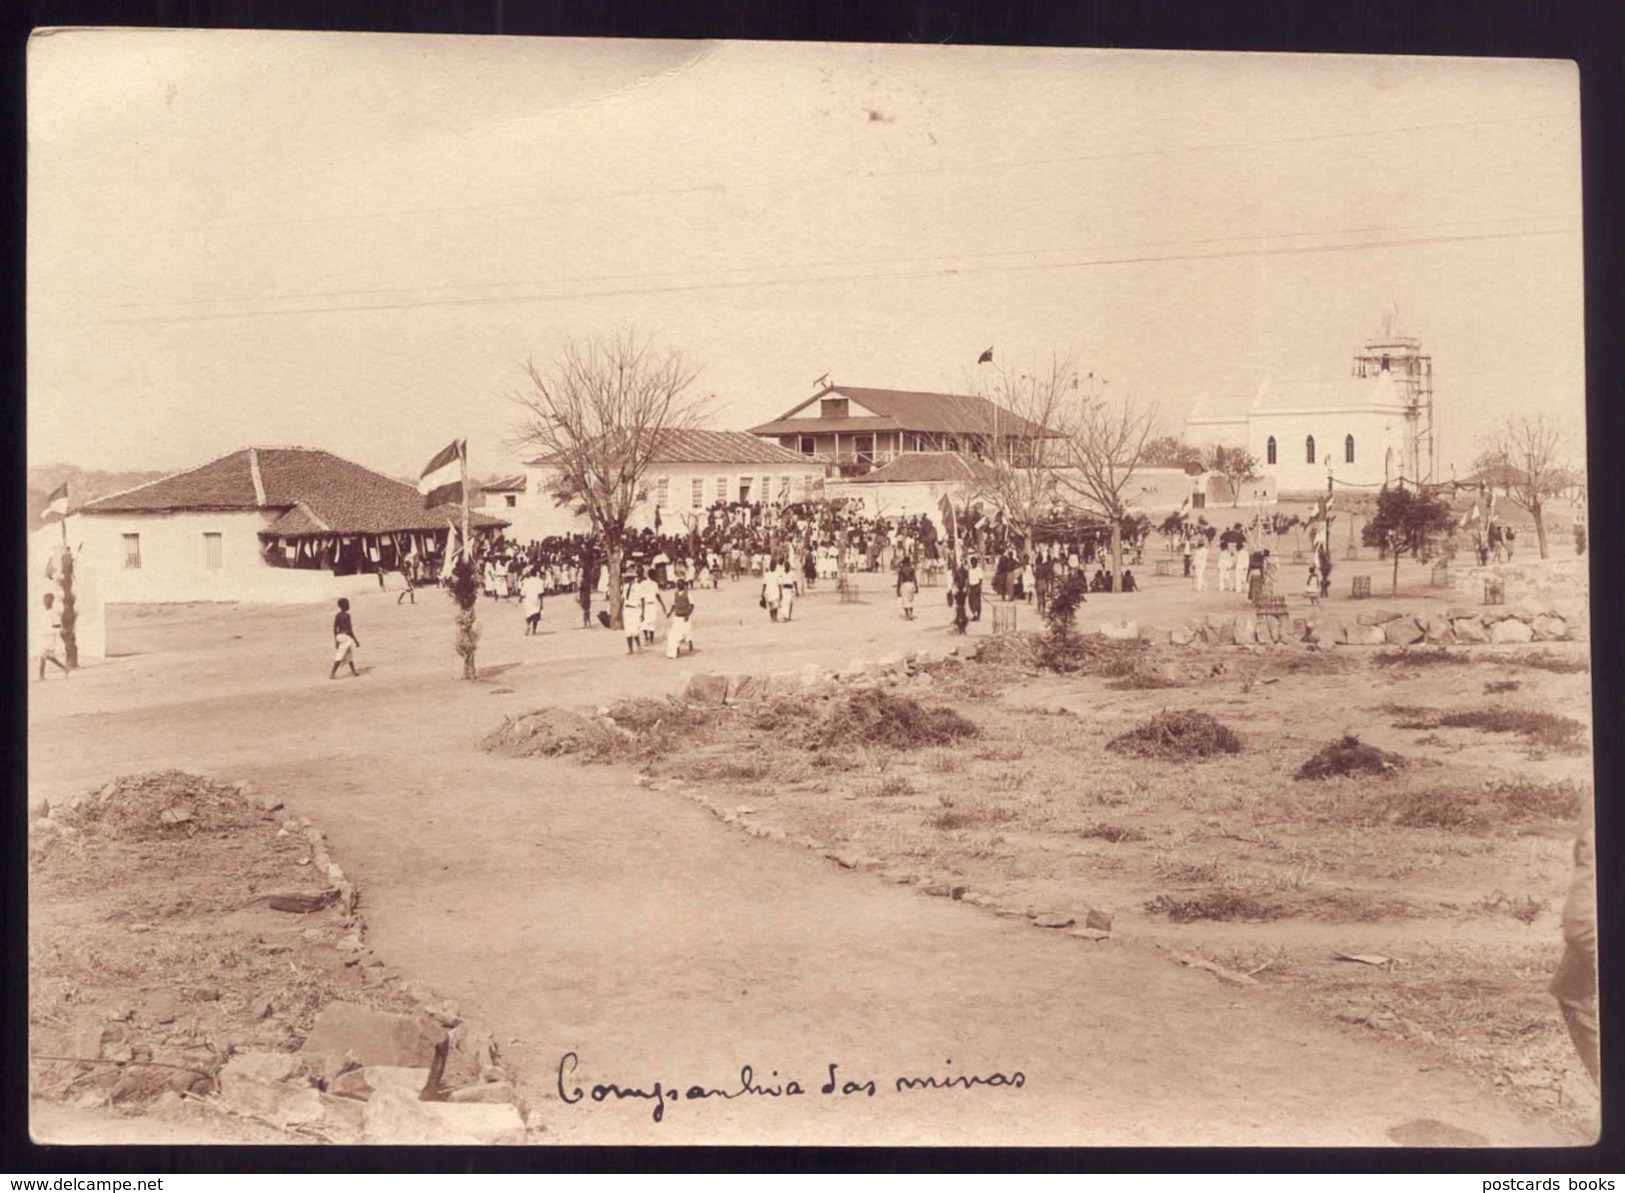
[1184,314,1436,493]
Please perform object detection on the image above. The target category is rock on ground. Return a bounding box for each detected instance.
[301,1003,446,1070]
[1453,618,1490,644]
[1489,618,1535,644]
[361,1089,526,1145]
[1383,618,1425,646]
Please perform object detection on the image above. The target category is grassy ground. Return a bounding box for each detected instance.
[503,634,1598,1133]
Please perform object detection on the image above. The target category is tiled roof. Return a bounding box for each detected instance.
[845,453,1002,486]
[479,474,527,493]
[81,447,509,536]
[748,386,1049,438]
[524,429,814,468]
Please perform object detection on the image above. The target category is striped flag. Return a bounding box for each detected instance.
[44,481,69,520]
[418,439,466,508]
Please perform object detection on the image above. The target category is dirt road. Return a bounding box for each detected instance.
[27,583,1582,1146]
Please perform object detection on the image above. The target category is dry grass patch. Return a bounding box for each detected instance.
[1499,650,1589,675]
[1484,679,1522,695]
[1075,821,1149,843]
[1372,648,1471,668]
[1106,710,1242,760]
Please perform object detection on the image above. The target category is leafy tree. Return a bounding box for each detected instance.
[1203,445,1262,507]
[1141,435,1205,471]
[1361,485,1454,594]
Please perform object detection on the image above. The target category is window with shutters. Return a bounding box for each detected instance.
[504,493,518,508]
[202,532,223,570]
[123,533,142,570]
[778,476,792,502]
[716,476,728,503]
[1266,437,1277,465]
[691,478,704,509]
[655,477,669,508]
[739,477,753,503]
[1345,434,1356,464]
[1305,435,1316,464]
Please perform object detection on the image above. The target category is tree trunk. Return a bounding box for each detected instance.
[59,548,79,669]
[606,540,626,630]
[1533,503,1548,559]
[1110,521,1123,592]
[1392,550,1401,596]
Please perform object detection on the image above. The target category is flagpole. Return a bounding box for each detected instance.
[460,440,470,564]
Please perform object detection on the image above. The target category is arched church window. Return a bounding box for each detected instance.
[1305,435,1316,465]
[1266,437,1277,465]
[1345,434,1356,464]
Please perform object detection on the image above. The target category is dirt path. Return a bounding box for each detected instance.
[27,588,1582,1146]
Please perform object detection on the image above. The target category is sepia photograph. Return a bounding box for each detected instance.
[24,30,1595,1150]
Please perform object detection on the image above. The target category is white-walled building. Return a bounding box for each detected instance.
[515,430,828,540]
[1185,316,1433,492]
[53,446,506,605]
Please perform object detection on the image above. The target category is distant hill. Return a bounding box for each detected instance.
[26,464,170,528]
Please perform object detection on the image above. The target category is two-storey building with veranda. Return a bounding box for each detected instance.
[747,384,1049,477]
[1185,314,1436,493]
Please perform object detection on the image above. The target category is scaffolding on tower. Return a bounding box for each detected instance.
[1350,307,1435,485]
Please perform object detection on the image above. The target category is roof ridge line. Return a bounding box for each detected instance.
[79,446,255,511]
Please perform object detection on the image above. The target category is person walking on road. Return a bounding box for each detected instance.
[896,554,919,620]
[329,597,360,680]
[36,592,69,681]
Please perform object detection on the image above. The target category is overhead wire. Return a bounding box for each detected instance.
[59,225,1578,330]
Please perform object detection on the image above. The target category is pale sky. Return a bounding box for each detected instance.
[27,31,1585,480]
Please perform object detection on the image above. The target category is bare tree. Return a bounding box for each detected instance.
[1055,387,1159,591]
[952,353,1072,558]
[510,330,710,629]
[1474,415,1572,560]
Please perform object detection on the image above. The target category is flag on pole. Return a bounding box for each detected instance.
[418,440,466,508]
[441,521,461,577]
[44,481,69,520]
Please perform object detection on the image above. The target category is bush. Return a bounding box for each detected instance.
[1295,734,1406,781]
[1106,710,1242,760]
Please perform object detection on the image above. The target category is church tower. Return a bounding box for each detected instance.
[1351,306,1434,483]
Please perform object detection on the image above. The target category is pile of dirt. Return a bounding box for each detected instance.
[810,687,981,751]
[482,708,627,760]
[1295,734,1406,781]
[1037,632,1152,677]
[1106,710,1242,760]
[55,771,261,842]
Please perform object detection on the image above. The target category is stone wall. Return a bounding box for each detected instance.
[1149,597,1587,650]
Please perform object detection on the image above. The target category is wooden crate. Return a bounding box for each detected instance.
[991,605,1020,636]
[1351,576,1371,599]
